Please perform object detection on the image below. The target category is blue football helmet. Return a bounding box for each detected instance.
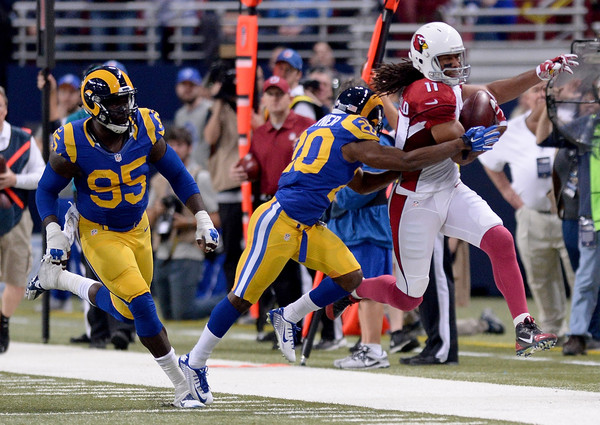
[334,86,384,135]
[81,65,137,134]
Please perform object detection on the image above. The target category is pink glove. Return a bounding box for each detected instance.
[536,54,579,81]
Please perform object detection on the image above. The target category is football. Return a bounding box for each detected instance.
[0,192,11,209]
[459,90,497,130]
[237,152,260,182]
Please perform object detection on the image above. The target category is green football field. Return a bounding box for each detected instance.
[1,295,599,425]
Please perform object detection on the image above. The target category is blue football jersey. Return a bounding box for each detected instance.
[52,108,165,230]
[275,113,379,225]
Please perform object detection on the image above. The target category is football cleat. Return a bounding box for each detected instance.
[178,354,213,405]
[25,275,46,301]
[515,316,557,357]
[172,392,204,409]
[25,255,62,300]
[267,307,299,362]
[325,295,360,321]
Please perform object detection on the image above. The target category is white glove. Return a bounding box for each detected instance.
[45,222,70,263]
[62,202,80,246]
[195,210,219,253]
[536,54,579,81]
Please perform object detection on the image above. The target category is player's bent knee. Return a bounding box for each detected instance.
[128,292,163,338]
[403,276,429,298]
[390,290,423,311]
[481,225,515,255]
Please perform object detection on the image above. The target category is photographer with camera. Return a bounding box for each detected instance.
[147,127,219,320]
[203,61,245,293]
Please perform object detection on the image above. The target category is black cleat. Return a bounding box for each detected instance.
[515,316,557,357]
[325,295,360,321]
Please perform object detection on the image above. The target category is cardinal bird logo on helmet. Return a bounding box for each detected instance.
[413,34,428,53]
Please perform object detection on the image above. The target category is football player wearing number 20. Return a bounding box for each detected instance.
[369,21,579,357]
[27,65,219,409]
[176,83,499,404]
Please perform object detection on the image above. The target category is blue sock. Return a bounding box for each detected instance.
[308,276,350,308]
[206,296,242,338]
[94,286,133,324]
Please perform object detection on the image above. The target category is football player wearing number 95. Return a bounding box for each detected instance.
[177,84,499,404]
[26,65,219,409]
[367,21,579,357]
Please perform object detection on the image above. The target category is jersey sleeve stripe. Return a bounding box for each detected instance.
[63,123,77,163]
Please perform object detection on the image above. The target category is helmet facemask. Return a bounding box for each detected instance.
[429,51,470,86]
[95,91,137,134]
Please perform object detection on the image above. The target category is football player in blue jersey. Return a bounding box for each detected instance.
[26,65,219,409]
[177,85,500,404]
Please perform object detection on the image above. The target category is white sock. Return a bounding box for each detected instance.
[189,325,221,368]
[513,313,530,328]
[283,293,319,323]
[155,347,186,390]
[58,270,94,304]
[364,343,383,356]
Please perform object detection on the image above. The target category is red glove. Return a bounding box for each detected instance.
[486,91,507,127]
[536,54,579,81]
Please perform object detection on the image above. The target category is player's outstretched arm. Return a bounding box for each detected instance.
[474,54,579,105]
[343,126,493,173]
[347,168,401,194]
[36,151,77,263]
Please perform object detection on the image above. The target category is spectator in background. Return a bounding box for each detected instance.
[469,0,517,41]
[261,0,329,42]
[204,64,243,293]
[89,0,137,52]
[330,132,397,369]
[0,85,45,353]
[308,41,353,78]
[268,46,287,76]
[536,88,600,356]
[273,48,321,121]
[174,67,212,169]
[147,127,219,320]
[0,1,13,89]
[230,75,314,343]
[479,83,574,340]
[304,67,336,112]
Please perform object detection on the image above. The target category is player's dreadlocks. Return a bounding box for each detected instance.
[372,58,423,97]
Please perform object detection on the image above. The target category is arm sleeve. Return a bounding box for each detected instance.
[36,165,71,221]
[153,144,199,204]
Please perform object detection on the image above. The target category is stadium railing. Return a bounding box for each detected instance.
[10,0,591,82]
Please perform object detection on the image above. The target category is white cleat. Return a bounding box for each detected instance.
[178,354,213,405]
[268,307,299,362]
[173,391,204,409]
[25,255,62,300]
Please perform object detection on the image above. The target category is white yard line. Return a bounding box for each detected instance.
[2,342,599,424]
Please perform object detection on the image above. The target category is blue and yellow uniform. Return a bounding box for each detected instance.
[51,108,164,319]
[233,113,379,303]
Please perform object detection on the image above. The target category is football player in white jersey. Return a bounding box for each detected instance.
[363,22,578,357]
